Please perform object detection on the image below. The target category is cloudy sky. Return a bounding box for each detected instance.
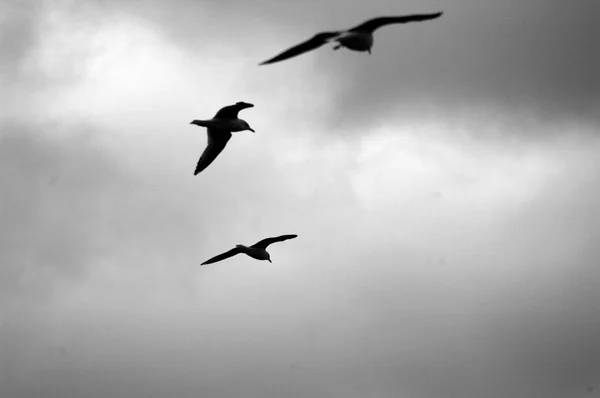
[1,0,599,397]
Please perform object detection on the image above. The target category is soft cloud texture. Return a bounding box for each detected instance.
[86,0,600,130]
[1,1,599,398]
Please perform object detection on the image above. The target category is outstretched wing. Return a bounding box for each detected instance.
[213,102,254,119]
[252,234,298,249]
[259,32,341,65]
[348,12,443,33]
[201,247,241,265]
[194,129,232,175]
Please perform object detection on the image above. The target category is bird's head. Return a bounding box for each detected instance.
[235,101,254,109]
[241,120,255,133]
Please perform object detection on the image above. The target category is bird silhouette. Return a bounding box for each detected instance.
[190,101,255,175]
[259,12,443,65]
[201,234,298,265]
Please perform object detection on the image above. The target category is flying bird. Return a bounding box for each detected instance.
[259,12,443,65]
[201,234,298,265]
[190,101,255,175]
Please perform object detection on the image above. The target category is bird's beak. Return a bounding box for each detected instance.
[249,128,255,133]
[267,259,272,263]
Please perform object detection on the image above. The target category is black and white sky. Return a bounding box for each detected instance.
[1,1,600,397]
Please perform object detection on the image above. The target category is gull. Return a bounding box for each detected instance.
[259,12,443,65]
[201,234,298,265]
[190,101,255,175]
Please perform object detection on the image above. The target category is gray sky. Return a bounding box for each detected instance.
[1,1,600,397]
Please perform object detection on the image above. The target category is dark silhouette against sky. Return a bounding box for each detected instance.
[1,1,599,397]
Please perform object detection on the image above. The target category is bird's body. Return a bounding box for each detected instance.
[190,118,252,132]
[235,245,270,261]
[259,12,443,65]
[334,31,374,52]
[190,101,255,175]
[201,234,298,265]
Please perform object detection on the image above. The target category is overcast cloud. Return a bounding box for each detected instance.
[1,1,599,397]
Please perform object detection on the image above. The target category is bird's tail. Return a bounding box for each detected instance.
[190,119,211,127]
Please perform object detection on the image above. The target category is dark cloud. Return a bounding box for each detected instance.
[2,1,600,398]
[85,0,600,133]
[316,0,600,130]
